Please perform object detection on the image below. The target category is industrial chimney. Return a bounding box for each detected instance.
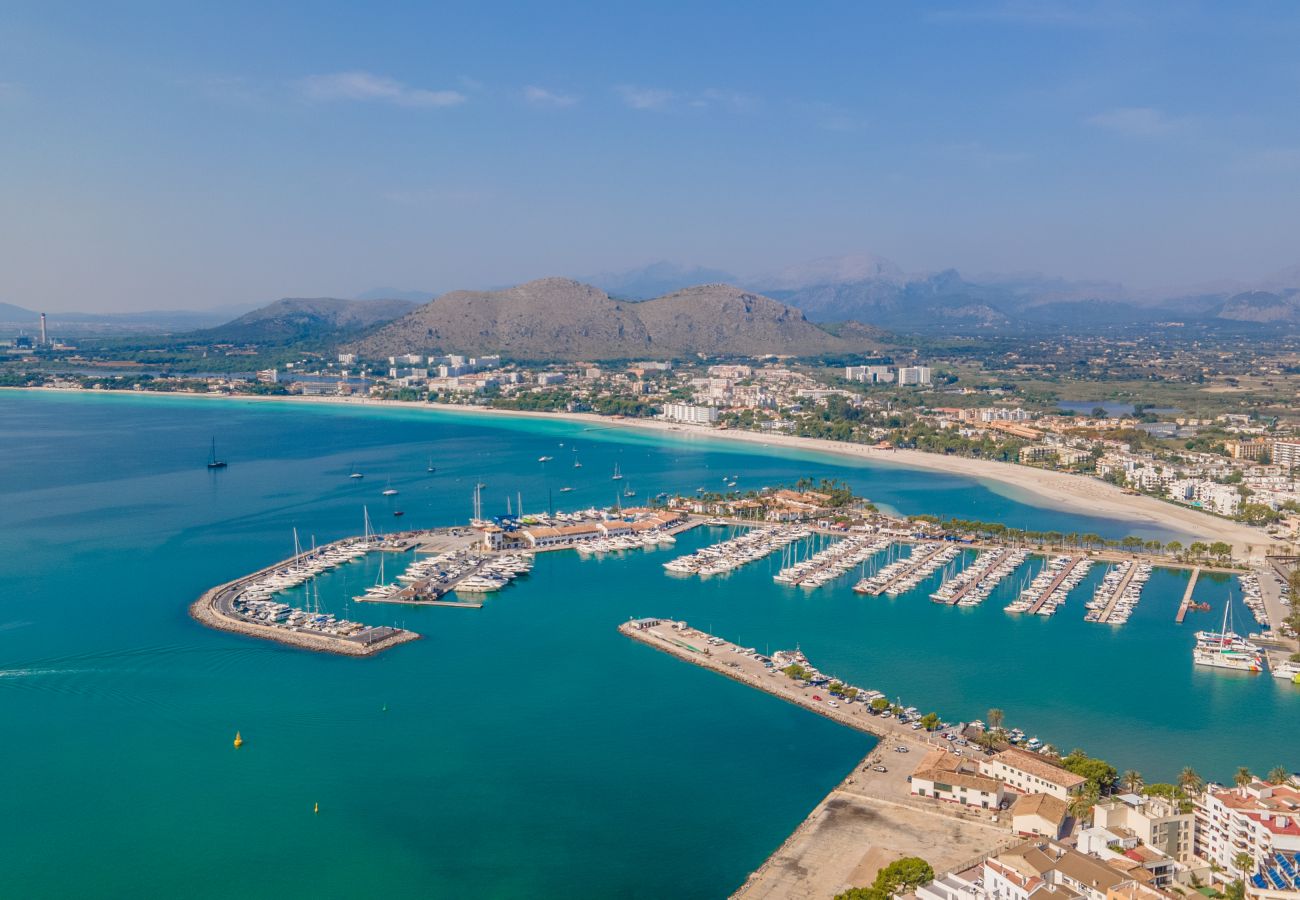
[39,313,47,346]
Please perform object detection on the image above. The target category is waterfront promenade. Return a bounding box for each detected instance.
[620,619,1010,897]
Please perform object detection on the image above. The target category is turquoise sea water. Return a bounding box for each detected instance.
[1,391,1295,899]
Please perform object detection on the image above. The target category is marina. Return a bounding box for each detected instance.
[1004,555,1090,615]
[1084,560,1153,624]
[929,547,1029,607]
[852,542,961,596]
[5,391,1298,900]
[662,524,809,576]
[191,535,420,656]
[772,534,892,588]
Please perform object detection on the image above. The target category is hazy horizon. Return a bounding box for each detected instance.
[4,2,1300,313]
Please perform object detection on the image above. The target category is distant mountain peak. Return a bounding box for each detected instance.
[756,252,907,291]
[349,277,878,360]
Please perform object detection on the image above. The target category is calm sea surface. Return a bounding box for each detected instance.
[0,391,1294,899]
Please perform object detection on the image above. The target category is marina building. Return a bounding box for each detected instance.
[660,403,719,425]
[1194,782,1300,875]
[910,749,1009,810]
[980,747,1088,801]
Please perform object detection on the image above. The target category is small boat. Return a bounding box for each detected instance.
[314,802,319,815]
[382,480,398,497]
[393,510,404,517]
[207,437,227,469]
[623,485,636,498]
[559,486,574,493]
[574,457,582,468]
[348,462,363,479]
[538,455,553,462]
[426,456,435,473]
[233,731,243,748]
[611,463,623,481]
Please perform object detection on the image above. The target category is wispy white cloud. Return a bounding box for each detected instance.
[1085,106,1188,137]
[690,88,759,112]
[524,85,578,108]
[615,85,675,110]
[298,71,466,108]
[927,1,1136,28]
[615,84,757,113]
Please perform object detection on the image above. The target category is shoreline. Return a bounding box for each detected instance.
[6,385,1276,558]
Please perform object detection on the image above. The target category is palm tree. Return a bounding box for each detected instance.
[1266,766,1291,785]
[1122,770,1144,793]
[987,708,1005,732]
[1234,766,1253,788]
[1233,852,1255,876]
[1179,766,1204,794]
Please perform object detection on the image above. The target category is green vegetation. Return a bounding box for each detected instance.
[834,857,935,900]
[781,664,812,681]
[1061,749,1118,793]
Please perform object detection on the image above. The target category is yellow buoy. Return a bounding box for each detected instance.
[233,731,243,748]
[313,802,319,814]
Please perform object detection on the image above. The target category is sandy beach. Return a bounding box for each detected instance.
[13,387,1278,559]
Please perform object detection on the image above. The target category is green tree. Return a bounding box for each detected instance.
[1266,766,1291,785]
[1224,879,1245,900]
[870,697,890,712]
[1061,750,1118,793]
[987,708,1005,732]
[1233,852,1255,875]
[1179,767,1204,794]
[1122,770,1144,793]
[1234,766,1253,787]
[920,712,940,731]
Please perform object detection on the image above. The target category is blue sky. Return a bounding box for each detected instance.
[3,1,1300,311]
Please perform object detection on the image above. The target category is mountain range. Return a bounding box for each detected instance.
[349,278,880,360]
[193,297,421,345]
[574,254,1300,331]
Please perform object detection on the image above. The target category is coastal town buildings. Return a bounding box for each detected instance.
[981,747,1089,801]
[1194,782,1300,875]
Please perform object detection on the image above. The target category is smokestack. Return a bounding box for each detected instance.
[39,313,47,346]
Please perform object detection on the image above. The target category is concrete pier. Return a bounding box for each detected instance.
[1175,567,1201,624]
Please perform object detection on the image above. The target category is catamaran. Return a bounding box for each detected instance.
[207,437,227,469]
[1193,597,1265,672]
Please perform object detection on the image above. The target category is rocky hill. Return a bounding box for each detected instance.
[350,278,873,360]
[197,297,418,345]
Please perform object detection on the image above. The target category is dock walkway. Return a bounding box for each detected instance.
[1175,567,1201,624]
[1096,564,1139,624]
[1025,556,1083,614]
[857,543,944,596]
